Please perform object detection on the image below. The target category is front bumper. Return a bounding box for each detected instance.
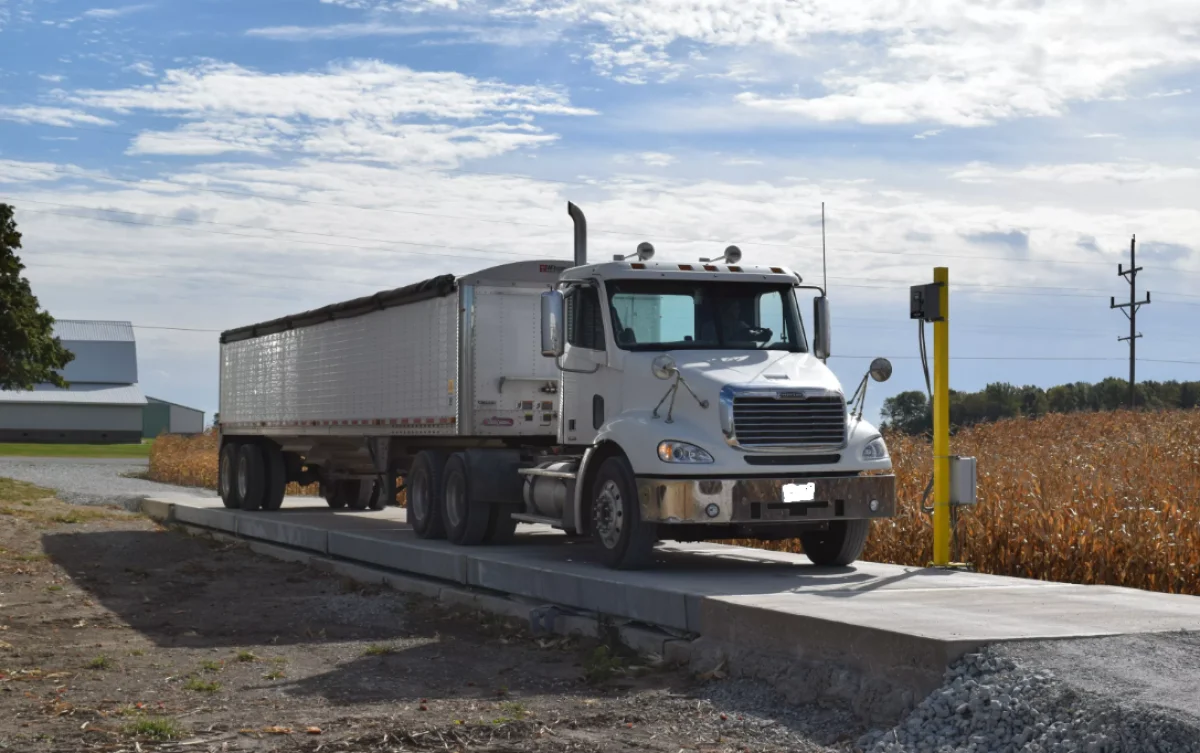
[636,474,896,524]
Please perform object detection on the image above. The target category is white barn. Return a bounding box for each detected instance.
[0,320,148,443]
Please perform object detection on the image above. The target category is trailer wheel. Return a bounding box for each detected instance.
[237,444,266,512]
[442,453,492,545]
[219,442,242,509]
[369,476,394,511]
[591,456,656,570]
[800,520,871,567]
[323,480,347,509]
[408,451,447,539]
[339,480,369,510]
[483,503,519,544]
[262,444,287,511]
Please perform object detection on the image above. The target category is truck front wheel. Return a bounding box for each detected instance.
[219,442,241,509]
[408,451,447,539]
[800,519,871,567]
[590,457,656,570]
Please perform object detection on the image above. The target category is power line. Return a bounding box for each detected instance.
[833,356,1200,364]
[12,165,1200,277]
[17,201,1200,304]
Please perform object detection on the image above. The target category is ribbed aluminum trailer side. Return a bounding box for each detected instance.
[216,260,568,513]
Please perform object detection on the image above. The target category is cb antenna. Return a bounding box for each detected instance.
[821,202,828,293]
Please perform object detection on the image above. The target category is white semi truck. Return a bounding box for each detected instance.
[216,203,897,569]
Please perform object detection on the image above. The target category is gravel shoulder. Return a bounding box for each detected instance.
[0,476,859,753]
[0,457,215,509]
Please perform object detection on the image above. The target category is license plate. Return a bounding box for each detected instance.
[782,482,816,503]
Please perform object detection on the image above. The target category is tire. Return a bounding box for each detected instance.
[408,451,447,539]
[218,442,242,509]
[442,453,492,545]
[368,476,393,511]
[800,519,871,567]
[236,443,266,512]
[483,503,519,544]
[343,479,369,510]
[590,456,656,570]
[261,444,287,511]
[323,480,347,509]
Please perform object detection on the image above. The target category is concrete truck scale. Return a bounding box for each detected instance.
[216,203,897,569]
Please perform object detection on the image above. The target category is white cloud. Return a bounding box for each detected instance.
[39,74,65,83]
[63,60,593,166]
[126,61,156,77]
[952,161,1200,185]
[636,151,675,167]
[1147,88,1192,99]
[82,4,152,19]
[246,22,460,40]
[0,159,101,183]
[335,0,1200,127]
[0,105,114,127]
[914,129,943,140]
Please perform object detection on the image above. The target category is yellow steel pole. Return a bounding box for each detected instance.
[932,267,951,566]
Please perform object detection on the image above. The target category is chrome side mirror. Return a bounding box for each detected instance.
[540,290,564,357]
[869,357,892,382]
[813,296,831,360]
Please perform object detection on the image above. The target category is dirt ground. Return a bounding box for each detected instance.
[0,478,862,753]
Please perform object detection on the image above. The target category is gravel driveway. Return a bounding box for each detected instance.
[0,456,215,508]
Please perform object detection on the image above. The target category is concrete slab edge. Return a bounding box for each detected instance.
[138,499,954,723]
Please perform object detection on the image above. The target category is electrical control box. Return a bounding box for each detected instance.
[910,282,945,322]
[949,456,977,506]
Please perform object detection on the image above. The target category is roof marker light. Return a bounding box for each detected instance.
[770,267,784,273]
[631,262,646,269]
[678,264,693,270]
[703,264,718,271]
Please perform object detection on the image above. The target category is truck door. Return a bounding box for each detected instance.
[559,282,621,445]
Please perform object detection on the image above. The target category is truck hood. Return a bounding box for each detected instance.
[622,349,843,414]
[670,350,842,394]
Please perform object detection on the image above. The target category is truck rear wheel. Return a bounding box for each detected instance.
[237,444,266,512]
[800,519,871,567]
[219,442,241,509]
[442,453,491,545]
[591,456,656,570]
[408,451,447,539]
[262,444,287,512]
[484,504,519,544]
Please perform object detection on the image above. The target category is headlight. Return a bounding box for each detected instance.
[861,436,888,461]
[657,441,714,464]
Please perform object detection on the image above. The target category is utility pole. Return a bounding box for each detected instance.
[1111,235,1151,409]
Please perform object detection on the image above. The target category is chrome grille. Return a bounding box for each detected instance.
[732,394,846,448]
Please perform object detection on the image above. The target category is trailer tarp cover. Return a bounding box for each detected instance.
[220,273,457,344]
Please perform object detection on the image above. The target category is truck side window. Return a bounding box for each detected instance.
[566,286,605,350]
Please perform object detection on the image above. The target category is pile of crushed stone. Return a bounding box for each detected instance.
[859,648,1200,753]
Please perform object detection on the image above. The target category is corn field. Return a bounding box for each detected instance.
[149,410,1200,594]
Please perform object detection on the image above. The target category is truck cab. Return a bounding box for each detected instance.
[511,206,897,569]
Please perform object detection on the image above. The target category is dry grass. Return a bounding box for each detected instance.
[148,432,318,495]
[745,410,1200,595]
[150,412,1200,594]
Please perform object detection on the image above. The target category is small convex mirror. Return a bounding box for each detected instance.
[869,357,893,382]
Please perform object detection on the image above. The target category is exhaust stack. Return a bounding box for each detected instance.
[568,201,587,266]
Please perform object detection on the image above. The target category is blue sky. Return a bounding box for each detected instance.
[2,0,1199,423]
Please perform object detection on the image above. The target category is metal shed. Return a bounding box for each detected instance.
[143,397,205,438]
[0,320,148,444]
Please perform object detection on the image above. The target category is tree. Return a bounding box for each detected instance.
[881,390,930,434]
[0,204,74,390]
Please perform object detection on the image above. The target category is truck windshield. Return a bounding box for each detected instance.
[606,279,807,352]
